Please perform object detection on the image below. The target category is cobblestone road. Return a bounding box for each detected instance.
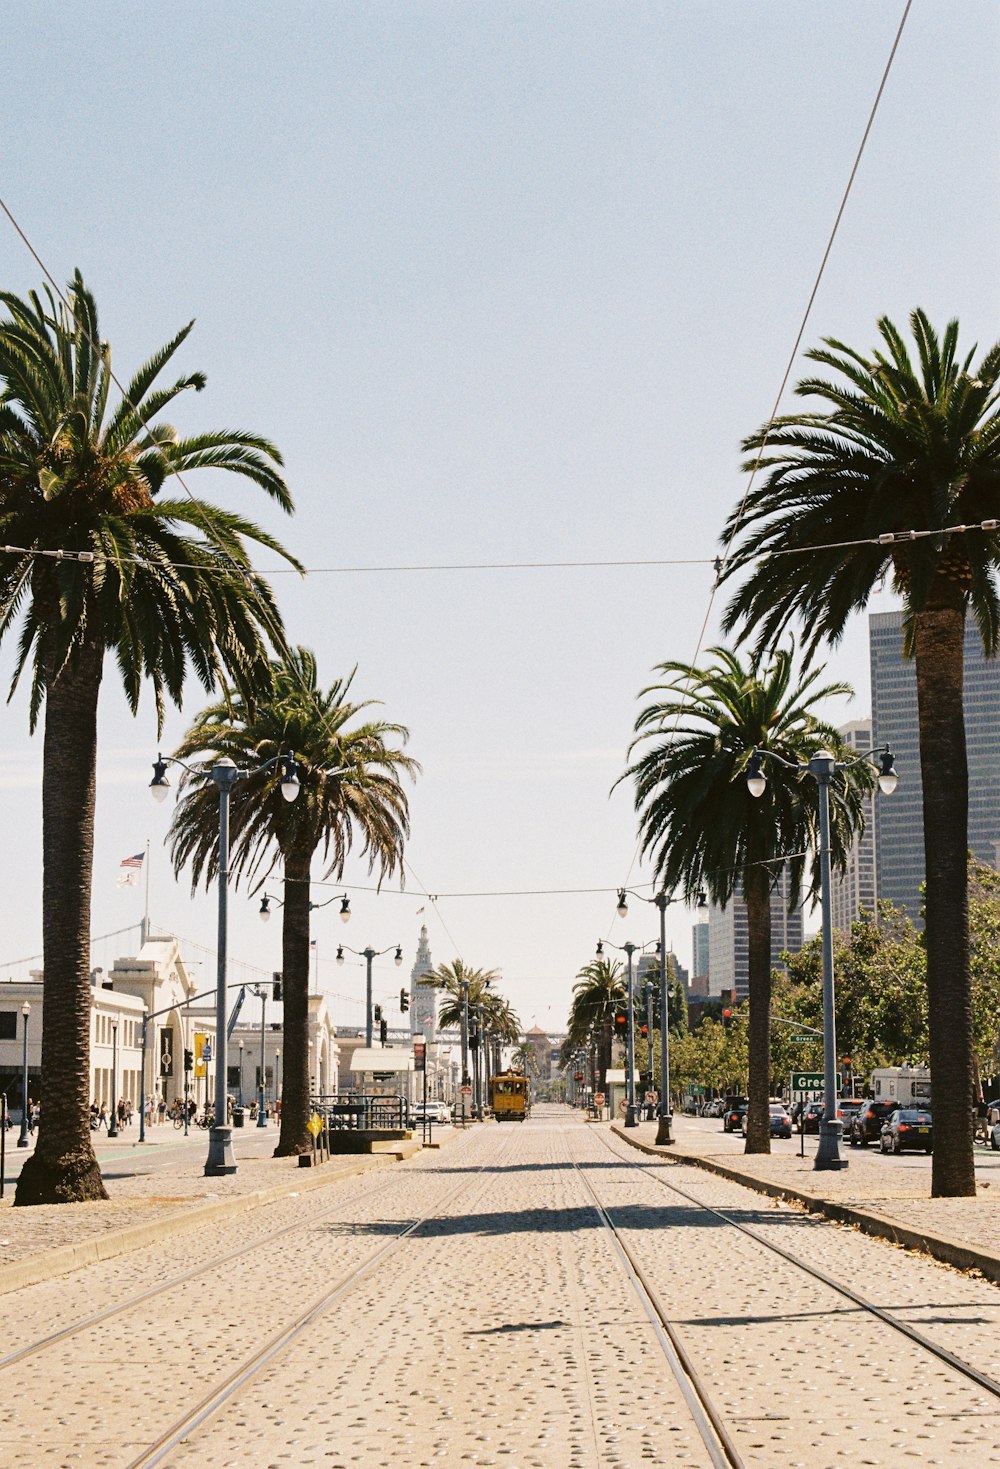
[5,1108,1000,1468]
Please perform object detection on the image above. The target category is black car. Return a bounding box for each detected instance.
[880,1107,933,1154]
[743,1103,793,1139]
[723,1099,749,1133]
[848,1099,898,1147]
[801,1100,825,1134]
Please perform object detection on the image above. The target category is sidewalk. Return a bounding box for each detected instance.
[611,1114,1000,1281]
[0,1122,441,1296]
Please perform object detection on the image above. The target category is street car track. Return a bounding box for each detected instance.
[598,1126,1000,1401]
[564,1133,746,1469]
[122,1129,520,1469]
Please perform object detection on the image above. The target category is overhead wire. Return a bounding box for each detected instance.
[611,0,914,922]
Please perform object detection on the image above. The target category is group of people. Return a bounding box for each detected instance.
[90,1097,133,1130]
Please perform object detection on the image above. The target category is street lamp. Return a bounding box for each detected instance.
[746,741,897,1171]
[108,1019,119,1137]
[17,1001,30,1148]
[151,748,300,1174]
[336,942,403,1047]
[600,936,655,1127]
[275,1050,281,1109]
[238,1038,244,1108]
[615,888,707,1144]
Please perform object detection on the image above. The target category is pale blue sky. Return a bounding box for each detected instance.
[1,2,997,1031]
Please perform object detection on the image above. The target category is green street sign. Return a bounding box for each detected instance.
[791,1071,842,1091]
[789,1034,818,1044]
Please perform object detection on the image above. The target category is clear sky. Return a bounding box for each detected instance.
[1,2,997,1035]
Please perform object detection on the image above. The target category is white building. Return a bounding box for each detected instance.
[409,924,437,1040]
[0,934,339,1121]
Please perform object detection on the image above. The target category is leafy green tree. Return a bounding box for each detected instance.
[167,650,418,1156]
[1,274,297,1205]
[566,958,625,1091]
[720,311,1000,1196]
[622,645,869,1154]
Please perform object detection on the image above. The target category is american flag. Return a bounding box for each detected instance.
[117,851,144,887]
[310,939,317,950]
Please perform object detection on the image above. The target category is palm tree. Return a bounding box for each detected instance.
[720,310,1000,1194]
[566,958,625,1092]
[622,646,869,1153]
[167,649,418,1156]
[418,960,516,1098]
[1,273,297,1206]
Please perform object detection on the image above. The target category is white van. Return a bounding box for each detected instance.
[870,1066,931,1108]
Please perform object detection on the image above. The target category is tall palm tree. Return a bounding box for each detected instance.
[167,649,419,1156]
[1,273,297,1206]
[622,646,869,1153]
[566,958,625,1092]
[720,310,1000,1194]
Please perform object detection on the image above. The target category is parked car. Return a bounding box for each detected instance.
[723,1099,749,1133]
[847,1099,898,1147]
[839,1098,865,1134]
[411,1102,452,1125]
[702,1098,725,1117]
[741,1103,792,1139]
[880,1107,933,1154]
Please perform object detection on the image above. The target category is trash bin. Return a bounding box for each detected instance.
[233,1107,246,1128]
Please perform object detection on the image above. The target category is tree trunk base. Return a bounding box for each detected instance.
[744,1135,771,1155]
[14,1147,109,1205]
[273,1137,311,1159]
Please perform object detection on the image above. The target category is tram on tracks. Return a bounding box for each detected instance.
[489,1072,531,1121]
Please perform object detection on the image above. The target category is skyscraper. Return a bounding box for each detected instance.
[870,610,1000,923]
[831,719,877,933]
[707,866,803,1000]
[691,921,709,993]
[409,925,437,1040]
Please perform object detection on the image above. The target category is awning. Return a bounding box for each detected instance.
[348,1048,414,1073]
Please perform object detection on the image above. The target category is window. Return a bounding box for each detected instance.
[0,1012,17,1040]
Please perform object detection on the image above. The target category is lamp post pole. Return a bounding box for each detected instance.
[138,1012,148,1143]
[811,751,844,1171]
[746,743,896,1172]
[623,942,638,1127]
[238,1039,244,1107]
[205,759,238,1173]
[17,1002,30,1148]
[108,1020,119,1137]
[256,985,267,1127]
[460,980,470,1124]
[275,1051,280,1109]
[654,894,673,1144]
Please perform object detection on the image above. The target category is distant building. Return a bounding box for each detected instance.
[409,925,437,1040]
[831,719,878,934]
[523,1025,553,1082]
[707,866,803,1001]
[691,922,709,986]
[870,610,1000,923]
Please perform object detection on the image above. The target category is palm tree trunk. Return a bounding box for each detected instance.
[274,848,312,1156]
[15,636,108,1205]
[914,604,975,1196]
[744,867,772,1155]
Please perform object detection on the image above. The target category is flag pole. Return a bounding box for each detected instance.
[141,839,150,946]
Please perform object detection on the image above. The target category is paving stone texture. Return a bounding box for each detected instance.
[2,1109,1000,1467]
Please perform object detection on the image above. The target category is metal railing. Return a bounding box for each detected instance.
[311,1092,410,1132]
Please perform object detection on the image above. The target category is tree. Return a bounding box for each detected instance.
[418,960,518,1092]
[622,645,869,1154]
[566,958,625,1092]
[167,649,418,1155]
[720,310,1000,1195]
[1,274,297,1205]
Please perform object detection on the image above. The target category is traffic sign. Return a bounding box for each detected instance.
[791,1071,842,1091]
[789,1034,818,1044]
[307,1113,323,1139]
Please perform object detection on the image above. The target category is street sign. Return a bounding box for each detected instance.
[791,1071,843,1091]
[460,1085,472,1096]
[789,1034,818,1044]
[594,1093,605,1107]
[307,1113,323,1139]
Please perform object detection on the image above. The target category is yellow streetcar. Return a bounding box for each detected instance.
[489,1072,531,1122]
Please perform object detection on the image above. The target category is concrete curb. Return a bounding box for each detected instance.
[610,1124,1000,1285]
[0,1150,402,1298]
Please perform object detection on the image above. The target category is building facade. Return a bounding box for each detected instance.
[691,922,709,989]
[831,719,878,934]
[870,610,1000,922]
[707,866,803,1001]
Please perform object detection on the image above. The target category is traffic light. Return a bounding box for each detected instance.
[614,1010,627,1032]
[842,1055,852,1085]
[379,1017,388,1045]
[400,989,409,1013]
[184,1048,193,1073]
[640,1023,648,1037]
[273,971,282,1003]
[373,1004,382,1023]
[722,1008,732,1031]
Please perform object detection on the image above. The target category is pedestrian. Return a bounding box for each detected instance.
[125,1098,133,1127]
[98,1101,109,1131]
[158,1097,167,1125]
[116,1097,126,1130]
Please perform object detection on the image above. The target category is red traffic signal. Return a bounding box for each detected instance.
[640,1024,648,1036]
[722,1008,732,1030]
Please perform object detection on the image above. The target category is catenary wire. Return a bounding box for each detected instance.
[611,0,914,915]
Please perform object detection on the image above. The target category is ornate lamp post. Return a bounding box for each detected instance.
[151,749,301,1174]
[615,888,707,1144]
[17,1001,31,1148]
[336,942,403,1047]
[746,742,897,1171]
[108,1020,119,1137]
